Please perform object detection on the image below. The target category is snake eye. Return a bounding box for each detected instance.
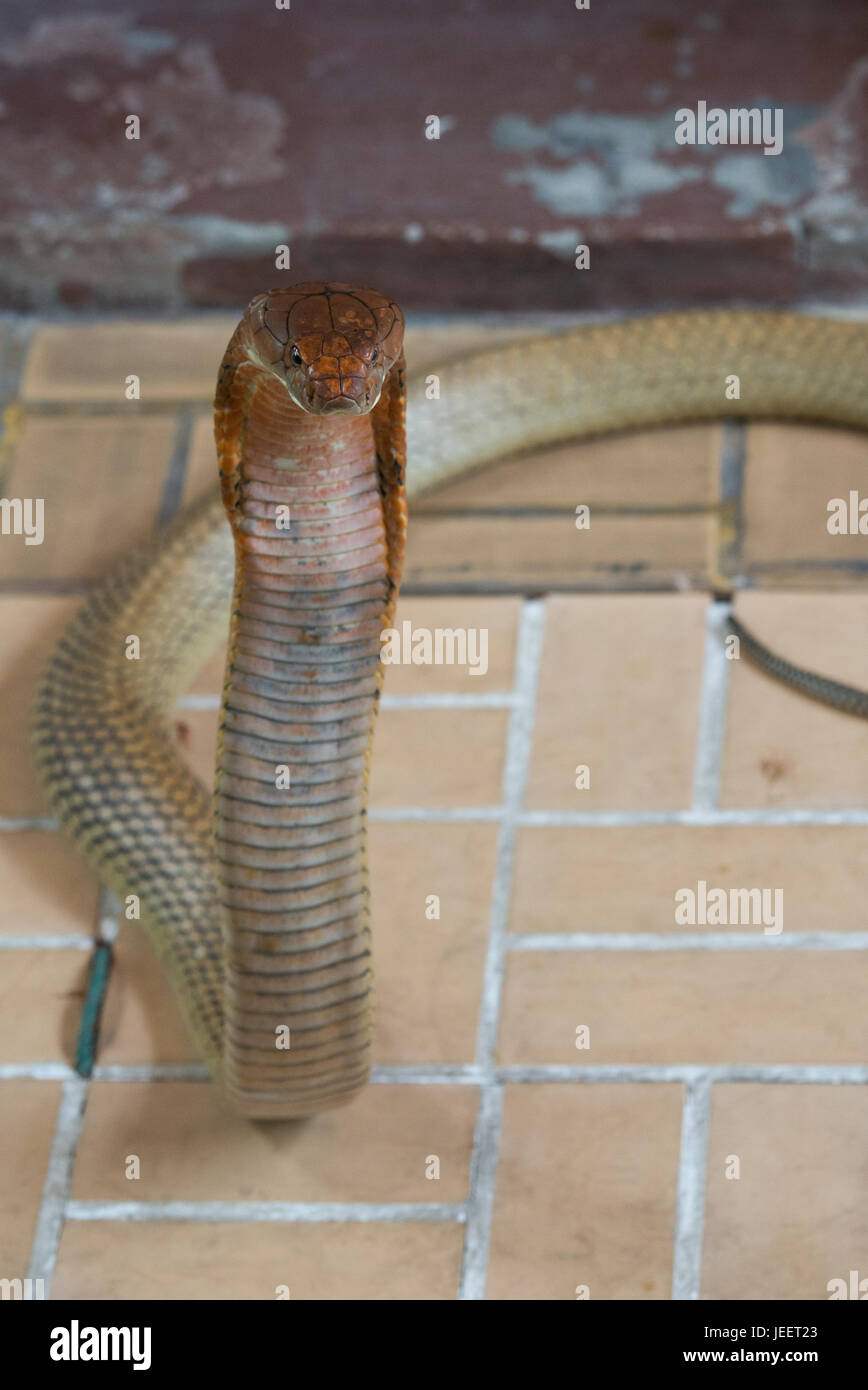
[289,345,302,366]
[370,348,378,365]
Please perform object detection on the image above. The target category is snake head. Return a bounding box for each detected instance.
[247,282,404,416]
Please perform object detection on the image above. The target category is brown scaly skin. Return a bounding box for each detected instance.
[31,305,868,1122]
[30,282,406,1122]
[213,284,407,1116]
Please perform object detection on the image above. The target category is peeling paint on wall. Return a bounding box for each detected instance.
[712,148,814,218]
[797,58,868,268]
[0,3,865,310]
[537,228,584,259]
[0,14,287,219]
[492,110,704,216]
[492,105,819,220]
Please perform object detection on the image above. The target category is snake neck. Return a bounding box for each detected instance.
[215,373,389,1116]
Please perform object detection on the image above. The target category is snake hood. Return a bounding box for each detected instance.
[245,281,405,415]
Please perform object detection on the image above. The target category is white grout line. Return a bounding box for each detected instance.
[670,1075,713,1301]
[3,806,868,831]
[0,934,94,950]
[668,593,733,1301]
[370,1064,485,1084]
[474,602,546,1069]
[98,890,122,945]
[369,806,503,822]
[91,1064,210,1082]
[27,1076,89,1292]
[66,1200,466,1224]
[11,922,862,967]
[21,889,125,1291]
[0,816,59,831]
[495,1064,868,1084]
[520,808,868,826]
[0,1062,77,1080]
[459,599,546,1302]
[507,932,868,951]
[176,691,516,711]
[11,928,868,961]
[691,601,731,813]
[382,692,515,709]
[8,1061,868,1085]
[458,1086,505,1301]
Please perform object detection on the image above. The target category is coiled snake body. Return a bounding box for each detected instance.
[32,287,868,1118]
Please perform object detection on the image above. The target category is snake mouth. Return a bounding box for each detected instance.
[286,374,385,416]
[315,395,367,416]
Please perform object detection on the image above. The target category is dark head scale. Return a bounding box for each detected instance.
[248,281,405,416]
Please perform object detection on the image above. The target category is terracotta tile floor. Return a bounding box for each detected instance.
[1,313,867,1301]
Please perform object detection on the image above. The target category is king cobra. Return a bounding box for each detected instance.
[31,284,868,1119]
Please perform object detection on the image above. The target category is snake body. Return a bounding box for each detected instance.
[32,294,868,1118]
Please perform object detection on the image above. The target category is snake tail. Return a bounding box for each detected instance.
[31,304,868,1119]
[726,615,868,719]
